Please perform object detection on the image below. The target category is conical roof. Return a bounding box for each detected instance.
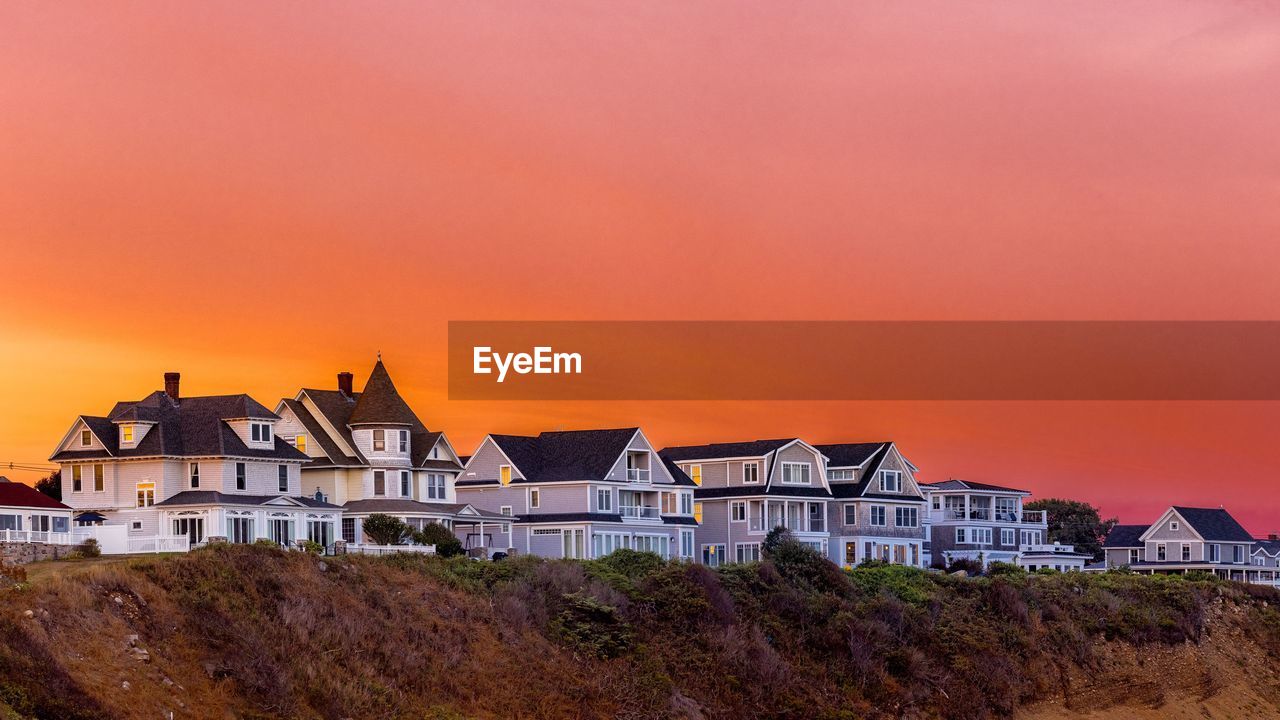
[347,360,420,426]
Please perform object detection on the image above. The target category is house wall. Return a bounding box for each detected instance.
[351,427,414,468]
[833,500,926,541]
[273,406,328,460]
[770,444,825,486]
[458,438,527,485]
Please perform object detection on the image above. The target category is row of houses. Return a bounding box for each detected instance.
[1098,506,1280,585]
[4,359,1264,578]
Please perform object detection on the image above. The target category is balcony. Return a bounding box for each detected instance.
[620,505,660,519]
[1020,510,1046,525]
[929,508,1045,524]
[626,468,651,483]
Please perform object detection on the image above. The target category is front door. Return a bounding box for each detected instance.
[173,517,204,544]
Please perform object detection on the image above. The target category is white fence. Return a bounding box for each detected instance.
[345,544,435,557]
[126,535,191,554]
[0,529,93,545]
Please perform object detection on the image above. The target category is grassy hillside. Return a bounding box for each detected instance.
[2,544,1280,720]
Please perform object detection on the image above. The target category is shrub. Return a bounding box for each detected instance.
[987,561,1025,576]
[75,538,101,559]
[412,523,464,558]
[554,591,632,659]
[361,514,411,546]
[761,526,793,557]
[253,538,279,548]
[299,539,324,555]
[946,558,985,576]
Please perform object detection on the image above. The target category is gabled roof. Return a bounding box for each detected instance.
[1103,524,1148,548]
[919,479,1030,494]
[50,391,309,463]
[660,439,797,462]
[279,398,363,467]
[348,360,419,426]
[490,428,642,482]
[0,481,71,510]
[814,442,888,468]
[1253,539,1280,556]
[1170,507,1254,543]
[660,456,698,487]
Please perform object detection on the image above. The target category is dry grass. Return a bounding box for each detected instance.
[0,545,1278,720]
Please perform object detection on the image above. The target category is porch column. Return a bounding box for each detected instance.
[478,521,485,552]
[964,495,970,519]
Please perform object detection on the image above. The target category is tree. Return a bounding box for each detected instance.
[412,522,464,557]
[1025,498,1117,562]
[34,471,61,500]
[360,513,411,546]
[762,526,794,557]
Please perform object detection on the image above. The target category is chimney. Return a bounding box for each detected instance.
[1270,533,1278,542]
[164,372,181,401]
[337,371,354,397]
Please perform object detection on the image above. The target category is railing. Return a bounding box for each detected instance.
[626,468,651,483]
[0,529,90,545]
[928,509,1046,524]
[345,544,435,556]
[620,505,660,519]
[1021,543,1078,554]
[1020,510,1046,524]
[126,535,191,554]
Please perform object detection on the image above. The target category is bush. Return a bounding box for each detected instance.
[361,514,411,546]
[411,523,464,558]
[253,538,279,548]
[761,526,793,557]
[299,539,324,555]
[946,558,985,576]
[987,561,1025,576]
[76,538,101,558]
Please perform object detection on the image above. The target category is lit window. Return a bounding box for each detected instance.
[694,502,703,524]
[136,482,155,508]
[295,434,307,453]
[499,465,512,486]
[690,465,702,486]
[93,464,104,492]
[121,425,134,443]
[72,465,83,492]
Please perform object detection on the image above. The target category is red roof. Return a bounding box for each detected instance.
[0,481,70,510]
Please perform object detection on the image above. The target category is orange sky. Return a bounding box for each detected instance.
[2,3,1279,532]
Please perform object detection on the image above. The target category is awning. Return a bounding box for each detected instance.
[75,512,108,522]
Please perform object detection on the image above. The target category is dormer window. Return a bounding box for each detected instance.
[373,429,386,452]
[399,430,408,453]
[250,422,273,443]
[80,429,91,447]
[880,470,902,493]
[121,425,134,443]
[294,434,307,453]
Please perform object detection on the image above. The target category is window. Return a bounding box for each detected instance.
[529,488,540,509]
[730,501,746,522]
[1181,544,1191,561]
[1169,520,1179,531]
[895,507,918,528]
[743,462,759,484]
[680,492,693,515]
[500,506,513,517]
[661,492,677,514]
[880,470,902,493]
[251,422,273,443]
[843,504,857,526]
[694,502,703,524]
[80,429,91,446]
[372,429,385,451]
[373,470,386,496]
[136,482,155,508]
[1234,545,1245,564]
[426,474,446,500]
[228,517,254,544]
[399,430,408,453]
[1209,544,1220,562]
[93,464,104,492]
[597,488,613,512]
[828,469,855,481]
[294,434,307,453]
[72,465,82,492]
[342,518,356,543]
[701,544,725,567]
[1157,543,1167,561]
[499,465,512,486]
[131,521,143,531]
[235,462,246,491]
[736,543,762,564]
[781,462,811,485]
[690,465,702,486]
[681,530,694,558]
[869,505,886,526]
[1001,528,1016,546]
[958,527,992,544]
[121,425,133,443]
[189,463,200,488]
[400,471,411,497]
[1129,548,1141,564]
[808,502,824,532]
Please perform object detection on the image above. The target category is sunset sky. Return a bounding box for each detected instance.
[2,2,1279,532]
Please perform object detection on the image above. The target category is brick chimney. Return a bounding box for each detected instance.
[337,371,354,397]
[1270,533,1278,542]
[164,372,181,401]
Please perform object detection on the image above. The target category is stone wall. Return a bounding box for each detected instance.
[0,541,74,565]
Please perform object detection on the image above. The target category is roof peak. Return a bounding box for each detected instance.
[346,359,424,428]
